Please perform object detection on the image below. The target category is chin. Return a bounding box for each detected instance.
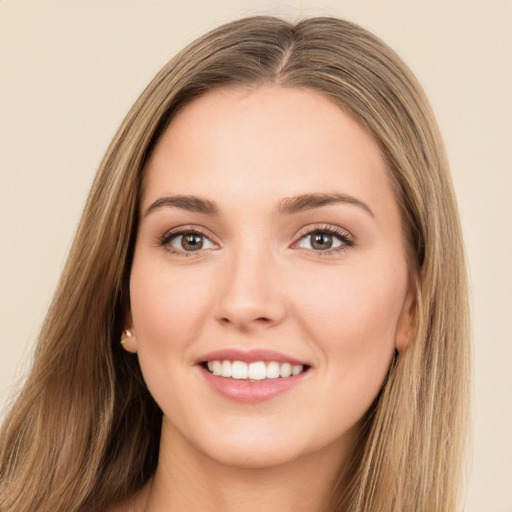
[189,417,348,471]
[201,438,305,470]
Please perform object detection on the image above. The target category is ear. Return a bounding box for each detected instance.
[395,281,417,353]
[120,310,138,354]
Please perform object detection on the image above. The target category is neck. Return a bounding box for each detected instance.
[144,419,351,512]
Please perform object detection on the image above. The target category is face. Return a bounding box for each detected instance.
[127,86,415,470]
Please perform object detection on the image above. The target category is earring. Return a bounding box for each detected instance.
[120,329,133,345]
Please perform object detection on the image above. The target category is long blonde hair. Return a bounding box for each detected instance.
[0,16,469,512]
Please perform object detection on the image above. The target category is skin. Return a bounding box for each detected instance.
[119,85,415,512]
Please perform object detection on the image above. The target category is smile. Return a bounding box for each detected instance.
[198,350,311,403]
[205,360,306,381]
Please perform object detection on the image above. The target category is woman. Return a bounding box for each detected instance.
[0,16,469,512]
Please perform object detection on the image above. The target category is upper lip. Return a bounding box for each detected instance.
[197,348,310,366]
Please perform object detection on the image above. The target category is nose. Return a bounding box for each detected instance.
[213,249,287,331]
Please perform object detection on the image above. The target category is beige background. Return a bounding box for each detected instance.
[1,1,511,510]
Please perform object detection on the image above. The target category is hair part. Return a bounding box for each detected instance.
[0,16,469,512]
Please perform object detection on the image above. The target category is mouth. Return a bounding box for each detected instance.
[197,349,311,402]
[201,359,310,382]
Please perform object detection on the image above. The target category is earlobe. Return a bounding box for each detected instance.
[120,328,138,353]
[121,310,138,353]
[395,282,417,353]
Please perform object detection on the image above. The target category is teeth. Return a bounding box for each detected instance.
[206,360,305,380]
[248,361,266,380]
[280,362,292,378]
[221,360,232,378]
[212,360,221,376]
[231,361,248,379]
[266,361,280,379]
[292,365,303,376]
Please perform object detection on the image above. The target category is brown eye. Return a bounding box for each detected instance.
[296,229,347,252]
[168,232,216,252]
[311,232,333,250]
[181,233,204,251]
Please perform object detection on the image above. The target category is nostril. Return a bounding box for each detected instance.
[219,315,272,327]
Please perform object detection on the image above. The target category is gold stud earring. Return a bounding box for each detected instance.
[120,329,133,345]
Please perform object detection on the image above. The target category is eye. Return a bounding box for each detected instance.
[294,226,354,253]
[171,232,215,251]
[159,227,218,255]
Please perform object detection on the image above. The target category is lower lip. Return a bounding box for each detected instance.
[199,366,308,403]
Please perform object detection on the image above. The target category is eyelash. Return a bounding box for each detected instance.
[157,224,355,257]
[158,225,215,257]
[293,224,355,256]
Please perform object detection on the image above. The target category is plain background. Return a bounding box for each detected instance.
[1,1,511,510]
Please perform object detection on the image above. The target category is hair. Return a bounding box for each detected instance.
[0,15,469,512]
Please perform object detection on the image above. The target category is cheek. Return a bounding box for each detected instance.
[130,258,211,340]
[291,263,408,440]
[291,259,407,393]
[294,259,407,342]
[128,256,217,388]
[128,257,219,421]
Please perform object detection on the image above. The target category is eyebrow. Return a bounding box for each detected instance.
[144,192,374,218]
[144,195,220,217]
[277,193,374,217]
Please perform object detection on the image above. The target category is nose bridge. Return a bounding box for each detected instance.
[215,236,285,329]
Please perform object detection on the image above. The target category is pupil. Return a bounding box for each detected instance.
[182,234,203,251]
[312,233,332,250]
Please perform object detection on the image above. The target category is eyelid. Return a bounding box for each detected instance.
[158,224,220,256]
[291,224,355,253]
[157,223,354,257]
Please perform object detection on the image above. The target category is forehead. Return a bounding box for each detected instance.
[142,85,396,220]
